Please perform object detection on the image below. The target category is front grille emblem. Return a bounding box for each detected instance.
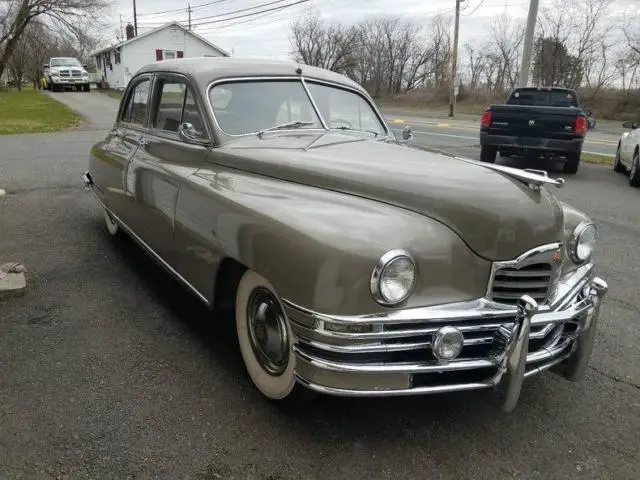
[528,120,535,126]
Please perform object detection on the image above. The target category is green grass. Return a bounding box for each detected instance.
[105,89,123,100]
[581,152,614,166]
[0,89,81,134]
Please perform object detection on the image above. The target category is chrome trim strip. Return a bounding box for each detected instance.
[294,374,495,397]
[300,76,328,130]
[83,179,210,306]
[293,346,498,373]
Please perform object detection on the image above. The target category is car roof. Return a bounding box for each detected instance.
[136,57,363,91]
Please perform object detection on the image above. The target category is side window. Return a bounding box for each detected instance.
[153,80,186,132]
[121,78,150,127]
[151,77,207,139]
[182,88,206,138]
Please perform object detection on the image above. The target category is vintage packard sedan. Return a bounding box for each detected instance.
[83,58,608,412]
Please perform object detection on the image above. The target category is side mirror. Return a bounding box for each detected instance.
[83,64,88,68]
[623,121,637,129]
[178,122,209,145]
[44,64,49,69]
[401,125,413,142]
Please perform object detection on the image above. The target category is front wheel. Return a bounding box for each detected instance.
[235,269,314,404]
[480,146,497,163]
[83,83,91,92]
[613,145,626,173]
[629,151,640,187]
[563,151,581,174]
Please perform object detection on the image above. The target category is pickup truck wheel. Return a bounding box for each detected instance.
[83,83,91,92]
[480,146,497,163]
[235,269,315,404]
[629,151,640,187]
[563,152,581,174]
[613,145,626,173]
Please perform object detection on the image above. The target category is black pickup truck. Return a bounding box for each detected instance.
[479,87,590,174]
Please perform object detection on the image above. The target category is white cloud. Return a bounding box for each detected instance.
[112,0,632,60]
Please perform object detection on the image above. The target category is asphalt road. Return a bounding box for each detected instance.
[383,113,621,157]
[0,91,638,479]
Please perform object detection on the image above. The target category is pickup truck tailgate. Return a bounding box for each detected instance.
[487,105,580,140]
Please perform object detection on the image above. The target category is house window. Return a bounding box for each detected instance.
[115,50,121,64]
[96,56,101,68]
[163,51,176,60]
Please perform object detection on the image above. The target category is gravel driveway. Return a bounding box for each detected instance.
[0,91,638,479]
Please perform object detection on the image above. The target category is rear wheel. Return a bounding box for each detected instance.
[104,210,120,236]
[235,269,315,404]
[629,150,640,187]
[613,145,626,173]
[480,146,497,163]
[563,151,581,174]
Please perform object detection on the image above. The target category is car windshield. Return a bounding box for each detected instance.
[208,79,387,136]
[507,89,578,107]
[51,58,82,67]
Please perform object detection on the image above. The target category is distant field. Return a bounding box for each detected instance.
[0,89,80,134]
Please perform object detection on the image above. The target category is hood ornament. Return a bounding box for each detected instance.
[455,157,566,190]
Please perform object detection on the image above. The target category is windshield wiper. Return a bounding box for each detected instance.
[257,120,315,138]
[332,126,379,137]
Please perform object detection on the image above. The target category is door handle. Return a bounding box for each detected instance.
[137,137,149,147]
[111,129,124,138]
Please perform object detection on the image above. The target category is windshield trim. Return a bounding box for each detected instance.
[205,75,391,140]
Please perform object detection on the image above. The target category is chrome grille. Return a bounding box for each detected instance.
[59,69,70,77]
[71,70,82,77]
[490,262,552,304]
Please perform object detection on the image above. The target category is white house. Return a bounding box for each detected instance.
[92,21,230,89]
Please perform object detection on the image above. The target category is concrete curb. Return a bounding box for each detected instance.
[0,189,27,299]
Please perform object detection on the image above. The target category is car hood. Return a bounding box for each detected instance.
[213,132,564,261]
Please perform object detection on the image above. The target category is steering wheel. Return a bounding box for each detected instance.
[330,118,354,129]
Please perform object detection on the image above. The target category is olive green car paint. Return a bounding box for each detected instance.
[86,58,590,317]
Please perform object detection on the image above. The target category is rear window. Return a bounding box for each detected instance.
[507,89,578,107]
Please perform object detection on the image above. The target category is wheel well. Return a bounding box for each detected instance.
[213,257,247,315]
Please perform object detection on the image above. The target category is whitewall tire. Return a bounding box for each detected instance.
[104,209,120,236]
[235,269,312,402]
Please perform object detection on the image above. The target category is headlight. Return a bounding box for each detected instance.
[568,221,596,263]
[370,249,417,306]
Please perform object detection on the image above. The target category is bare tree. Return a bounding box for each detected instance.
[0,0,110,79]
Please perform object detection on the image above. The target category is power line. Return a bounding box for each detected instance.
[136,0,303,27]
[137,0,311,29]
[136,0,236,18]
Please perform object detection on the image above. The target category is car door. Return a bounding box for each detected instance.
[95,74,151,220]
[125,73,212,270]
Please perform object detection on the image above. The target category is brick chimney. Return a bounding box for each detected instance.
[126,23,135,40]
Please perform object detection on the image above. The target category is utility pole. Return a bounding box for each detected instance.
[518,0,539,87]
[188,4,192,30]
[133,0,138,36]
[119,14,124,40]
[448,0,464,118]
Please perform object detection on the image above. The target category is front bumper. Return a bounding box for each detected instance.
[50,77,88,85]
[284,265,607,411]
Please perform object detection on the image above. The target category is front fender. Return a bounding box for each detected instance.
[185,167,492,316]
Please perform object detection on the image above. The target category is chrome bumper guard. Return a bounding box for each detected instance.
[284,265,608,412]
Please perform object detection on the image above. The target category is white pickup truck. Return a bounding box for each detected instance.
[44,57,91,92]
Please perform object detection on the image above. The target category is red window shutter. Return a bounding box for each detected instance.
[177,51,184,58]
[156,49,163,61]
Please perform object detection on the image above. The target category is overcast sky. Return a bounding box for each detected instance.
[110,0,632,59]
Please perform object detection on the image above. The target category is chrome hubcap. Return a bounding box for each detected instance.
[246,287,289,376]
